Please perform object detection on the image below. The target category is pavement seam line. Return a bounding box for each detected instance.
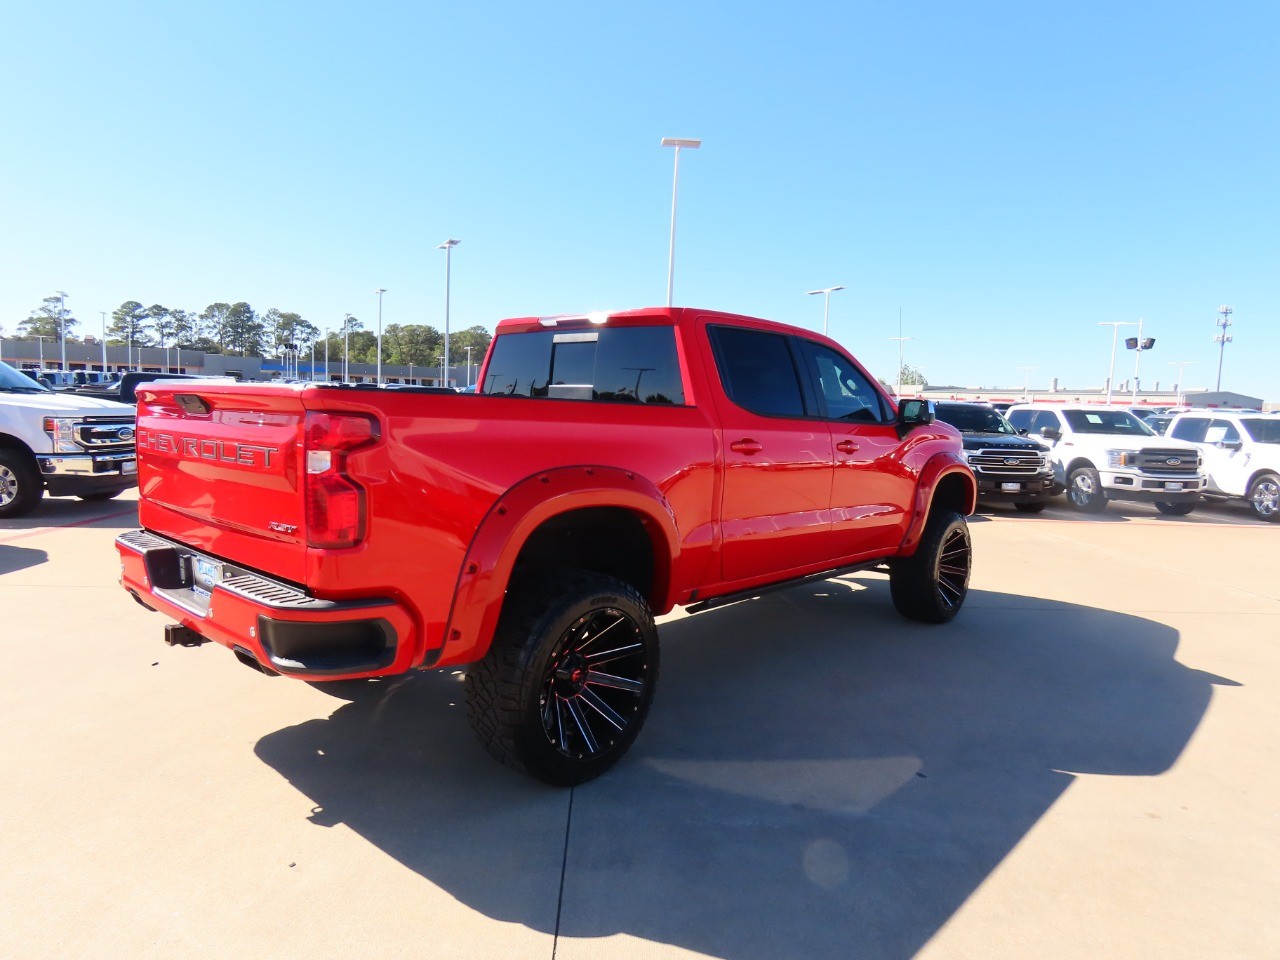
[551,786,575,960]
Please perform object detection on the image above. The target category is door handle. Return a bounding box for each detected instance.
[730,439,764,455]
[836,440,860,454]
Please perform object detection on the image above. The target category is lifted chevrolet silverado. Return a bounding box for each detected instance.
[117,307,977,784]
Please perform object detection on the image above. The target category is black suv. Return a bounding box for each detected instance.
[935,401,1056,512]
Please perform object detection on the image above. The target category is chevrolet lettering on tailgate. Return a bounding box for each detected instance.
[139,430,278,468]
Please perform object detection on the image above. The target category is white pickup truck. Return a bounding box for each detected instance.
[1167,411,1280,522]
[1005,403,1206,514]
[0,361,138,518]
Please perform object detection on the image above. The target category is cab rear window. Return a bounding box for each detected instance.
[481,327,684,404]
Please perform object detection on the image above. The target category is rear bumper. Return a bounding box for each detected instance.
[115,529,417,679]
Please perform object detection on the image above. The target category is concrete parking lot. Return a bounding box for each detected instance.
[2,491,1276,960]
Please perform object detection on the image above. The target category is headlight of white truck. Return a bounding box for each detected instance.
[43,417,82,453]
[1106,449,1139,468]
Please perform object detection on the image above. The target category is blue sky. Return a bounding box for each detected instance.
[2,1,1276,399]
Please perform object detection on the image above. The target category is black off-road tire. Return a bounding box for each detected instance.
[1247,473,1280,523]
[1013,501,1048,514]
[1066,466,1107,513]
[889,510,972,624]
[1154,501,1196,516]
[0,449,43,519]
[465,569,659,786]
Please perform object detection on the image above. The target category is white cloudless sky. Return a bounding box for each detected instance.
[1,1,1275,399]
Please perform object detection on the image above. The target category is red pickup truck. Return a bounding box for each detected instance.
[117,307,976,784]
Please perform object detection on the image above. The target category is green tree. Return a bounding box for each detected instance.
[147,304,176,350]
[899,364,928,387]
[222,302,264,357]
[108,301,153,348]
[200,303,233,352]
[450,325,493,367]
[19,294,79,341]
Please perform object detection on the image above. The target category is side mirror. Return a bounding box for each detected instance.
[896,398,936,437]
[1041,427,1062,441]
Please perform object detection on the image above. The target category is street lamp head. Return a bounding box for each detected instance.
[806,286,845,296]
[438,239,460,250]
[661,137,701,149]
[374,288,387,295]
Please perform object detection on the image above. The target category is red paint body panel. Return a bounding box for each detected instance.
[118,307,975,680]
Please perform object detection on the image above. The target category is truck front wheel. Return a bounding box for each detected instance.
[889,510,971,624]
[1066,466,1107,513]
[1247,473,1280,522]
[465,570,659,786]
[0,449,42,518]
[1154,501,1196,516]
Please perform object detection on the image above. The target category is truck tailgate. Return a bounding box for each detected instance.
[135,383,309,584]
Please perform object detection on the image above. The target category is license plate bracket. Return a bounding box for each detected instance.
[193,557,224,591]
[1164,481,1183,492]
[1001,482,1020,492]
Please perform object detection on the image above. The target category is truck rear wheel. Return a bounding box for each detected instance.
[1248,473,1280,522]
[465,570,659,786]
[1066,466,1107,513]
[0,449,42,518]
[889,510,971,624]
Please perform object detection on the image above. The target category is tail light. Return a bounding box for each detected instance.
[304,412,379,548]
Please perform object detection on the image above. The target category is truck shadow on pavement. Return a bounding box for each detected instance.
[0,545,48,574]
[255,578,1232,960]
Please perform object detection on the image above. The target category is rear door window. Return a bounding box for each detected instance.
[481,326,684,404]
[707,325,807,418]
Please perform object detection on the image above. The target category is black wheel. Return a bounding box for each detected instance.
[1154,501,1196,516]
[465,570,659,786]
[78,489,124,502]
[0,449,43,518]
[1248,473,1280,522]
[1013,501,1047,513]
[889,510,972,624]
[1066,466,1107,513]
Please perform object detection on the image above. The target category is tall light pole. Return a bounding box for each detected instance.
[661,137,701,307]
[99,311,108,374]
[56,291,68,371]
[888,307,913,400]
[1019,366,1037,399]
[438,239,459,384]
[1169,360,1196,407]
[805,285,846,336]
[1214,305,1233,391]
[343,313,353,382]
[437,356,446,385]
[374,289,387,384]
[1097,321,1137,405]
[36,335,47,368]
[324,330,330,381]
[465,345,473,389]
[1126,318,1156,405]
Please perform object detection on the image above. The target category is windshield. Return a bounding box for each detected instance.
[1062,409,1155,436]
[0,361,51,392]
[936,404,1017,434]
[1242,419,1280,444]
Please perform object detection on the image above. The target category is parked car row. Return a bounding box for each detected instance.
[935,400,1279,522]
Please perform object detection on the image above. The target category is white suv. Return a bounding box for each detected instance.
[1166,411,1280,522]
[1005,403,1206,514]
